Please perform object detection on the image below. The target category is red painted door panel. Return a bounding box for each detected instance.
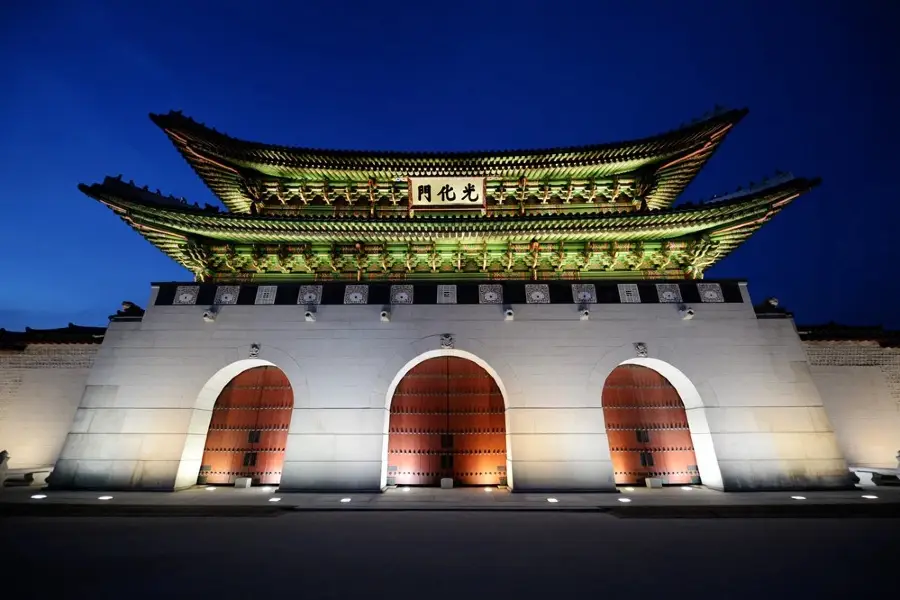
[602,364,700,486]
[388,357,507,487]
[199,366,293,486]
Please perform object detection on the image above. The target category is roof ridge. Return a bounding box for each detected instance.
[149,108,749,158]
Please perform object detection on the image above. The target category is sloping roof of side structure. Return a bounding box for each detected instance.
[0,324,106,350]
[150,108,747,213]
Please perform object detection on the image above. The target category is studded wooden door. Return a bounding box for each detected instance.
[198,366,293,486]
[388,357,507,487]
[602,364,700,486]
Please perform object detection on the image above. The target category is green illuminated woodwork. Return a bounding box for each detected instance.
[79,174,817,282]
[149,108,748,214]
[79,107,817,282]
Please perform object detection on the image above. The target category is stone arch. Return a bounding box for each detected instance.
[380,346,514,490]
[591,348,723,490]
[173,346,310,489]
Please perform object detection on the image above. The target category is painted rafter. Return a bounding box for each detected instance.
[78,176,818,281]
[150,108,747,214]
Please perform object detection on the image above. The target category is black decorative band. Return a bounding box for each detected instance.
[154,281,744,306]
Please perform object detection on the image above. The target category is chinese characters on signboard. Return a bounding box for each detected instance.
[408,177,486,211]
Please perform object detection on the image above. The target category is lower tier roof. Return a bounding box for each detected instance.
[79,176,818,281]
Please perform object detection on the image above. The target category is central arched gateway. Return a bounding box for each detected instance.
[198,365,294,486]
[602,364,700,486]
[387,356,507,487]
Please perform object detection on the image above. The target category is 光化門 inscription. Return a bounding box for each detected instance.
[409,177,486,209]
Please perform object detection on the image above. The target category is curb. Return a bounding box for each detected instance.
[3,502,900,518]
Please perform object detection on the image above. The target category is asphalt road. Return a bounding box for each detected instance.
[2,512,896,599]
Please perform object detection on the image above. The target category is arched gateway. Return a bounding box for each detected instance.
[198,366,294,486]
[387,356,507,487]
[602,364,700,486]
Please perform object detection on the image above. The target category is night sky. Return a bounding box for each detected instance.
[2,0,897,330]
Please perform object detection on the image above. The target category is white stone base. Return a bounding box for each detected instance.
[234,477,252,489]
[645,478,663,489]
[854,471,875,488]
[440,478,454,489]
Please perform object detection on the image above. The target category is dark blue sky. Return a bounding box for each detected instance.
[2,0,897,330]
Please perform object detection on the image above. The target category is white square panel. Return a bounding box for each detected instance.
[344,284,369,304]
[255,285,277,305]
[390,285,414,305]
[698,282,725,303]
[572,283,597,304]
[617,283,640,303]
[214,286,239,305]
[298,285,323,305]
[479,284,503,304]
[524,284,550,304]
[173,285,199,305]
[436,285,457,304]
[656,283,682,303]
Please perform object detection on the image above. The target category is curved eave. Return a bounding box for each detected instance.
[150,109,747,213]
[702,182,817,269]
[79,178,817,259]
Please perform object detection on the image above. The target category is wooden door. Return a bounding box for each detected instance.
[388,357,507,487]
[198,366,293,486]
[602,364,700,486]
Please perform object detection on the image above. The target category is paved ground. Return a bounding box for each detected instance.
[2,511,897,599]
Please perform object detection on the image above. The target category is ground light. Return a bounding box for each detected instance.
[624,487,634,492]
[30,494,47,499]
[484,487,492,492]
[98,496,113,501]
[340,498,351,503]
[681,486,692,491]
[546,498,558,503]
[402,487,410,492]
[268,497,281,502]
[206,486,216,491]
[861,495,878,500]
[790,496,806,500]
[618,498,632,503]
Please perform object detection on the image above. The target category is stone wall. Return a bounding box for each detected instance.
[804,341,900,468]
[0,345,99,470]
[48,281,853,492]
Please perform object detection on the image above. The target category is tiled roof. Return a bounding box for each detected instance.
[79,176,818,277]
[797,323,900,348]
[0,324,106,349]
[150,108,747,213]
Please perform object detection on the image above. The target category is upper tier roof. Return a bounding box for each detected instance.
[150,108,747,214]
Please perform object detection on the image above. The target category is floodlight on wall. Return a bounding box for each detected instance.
[504,307,515,321]
[678,304,695,320]
[304,310,317,322]
[202,307,218,323]
[380,309,391,323]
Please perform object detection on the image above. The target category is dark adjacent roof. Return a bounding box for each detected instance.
[0,324,106,350]
[797,323,900,348]
[149,108,748,213]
